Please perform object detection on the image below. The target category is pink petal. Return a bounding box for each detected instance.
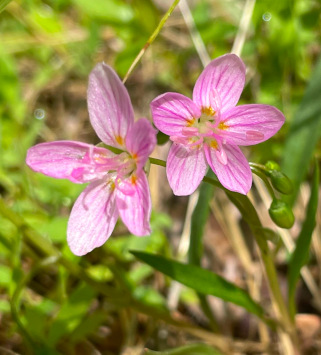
[167,143,207,196]
[151,92,201,136]
[125,118,157,171]
[67,179,119,256]
[204,144,252,194]
[88,63,134,148]
[116,172,151,236]
[193,54,246,113]
[26,141,117,183]
[218,104,285,146]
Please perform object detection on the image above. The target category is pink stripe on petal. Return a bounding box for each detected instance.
[67,180,119,256]
[204,144,252,194]
[125,118,157,171]
[167,143,207,196]
[151,92,201,136]
[88,63,134,148]
[193,54,246,113]
[219,104,285,146]
[116,172,151,236]
[26,141,116,183]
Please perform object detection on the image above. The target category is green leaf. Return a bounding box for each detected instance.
[0,264,11,286]
[188,171,219,331]
[71,0,133,23]
[282,54,321,204]
[133,286,167,310]
[0,0,12,14]
[23,305,48,341]
[188,170,215,266]
[48,283,96,346]
[0,299,10,313]
[70,311,106,342]
[288,160,319,319]
[145,343,223,355]
[131,251,266,320]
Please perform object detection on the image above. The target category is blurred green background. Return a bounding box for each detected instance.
[0,0,320,354]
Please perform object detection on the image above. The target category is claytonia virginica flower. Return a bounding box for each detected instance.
[26,63,157,256]
[151,54,285,195]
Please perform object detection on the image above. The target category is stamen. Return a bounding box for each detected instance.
[188,137,203,147]
[115,135,124,146]
[246,130,264,141]
[218,121,229,130]
[170,136,190,145]
[209,139,218,149]
[201,106,216,116]
[115,176,136,195]
[216,147,227,165]
[186,118,195,126]
[182,127,198,136]
[131,174,137,185]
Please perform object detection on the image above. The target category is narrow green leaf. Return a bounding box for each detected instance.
[188,171,219,331]
[288,160,319,319]
[145,343,222,355]
[282,54,321,204]
[0,0,12,13]
[188,170,214,266]
[131,251,266,319]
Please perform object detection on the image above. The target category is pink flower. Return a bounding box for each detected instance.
[26,63,157,256]
[151,54,285,195]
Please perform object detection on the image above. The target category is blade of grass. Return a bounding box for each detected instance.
[288,160,319,320]
[131,250,276,327]
[188,171,219,331]
[122,0,180,83]
[282,54,321,205]
[145,343,222,355]
[0,0,12,13]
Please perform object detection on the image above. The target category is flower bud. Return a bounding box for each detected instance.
[265,161,281,172]
[269,199,295,229]
[269,170,293,195]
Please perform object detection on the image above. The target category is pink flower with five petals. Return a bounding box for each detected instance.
[151,54,285,195]
[26,63,157,256]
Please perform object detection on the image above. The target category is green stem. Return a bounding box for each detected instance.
[250,166,276,199]
[149,157,166,167]
[122,0,180,83]
[224,191,293,332]
[149,158,293,332]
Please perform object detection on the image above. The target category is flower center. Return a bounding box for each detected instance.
[117,152,137,178]
[177,106,225,148]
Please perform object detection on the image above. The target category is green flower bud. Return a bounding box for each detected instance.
[269,171,293,195]
[265,161,281,172]
[269,199,295,229]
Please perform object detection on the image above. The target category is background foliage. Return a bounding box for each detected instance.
[0,0,320,354]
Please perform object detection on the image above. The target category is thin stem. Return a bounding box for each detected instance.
[179,0,210,67]
[148,156,293,331]
[149,156,166,167]
[122,0,180,83]
[251,166,276,199]
[231,0,256,57]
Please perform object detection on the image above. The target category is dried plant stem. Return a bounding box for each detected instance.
[210,196,270,346]
[167,190,199,310]
[122,0,180,83]
[231,0,256,57]
[179,0,211,67]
